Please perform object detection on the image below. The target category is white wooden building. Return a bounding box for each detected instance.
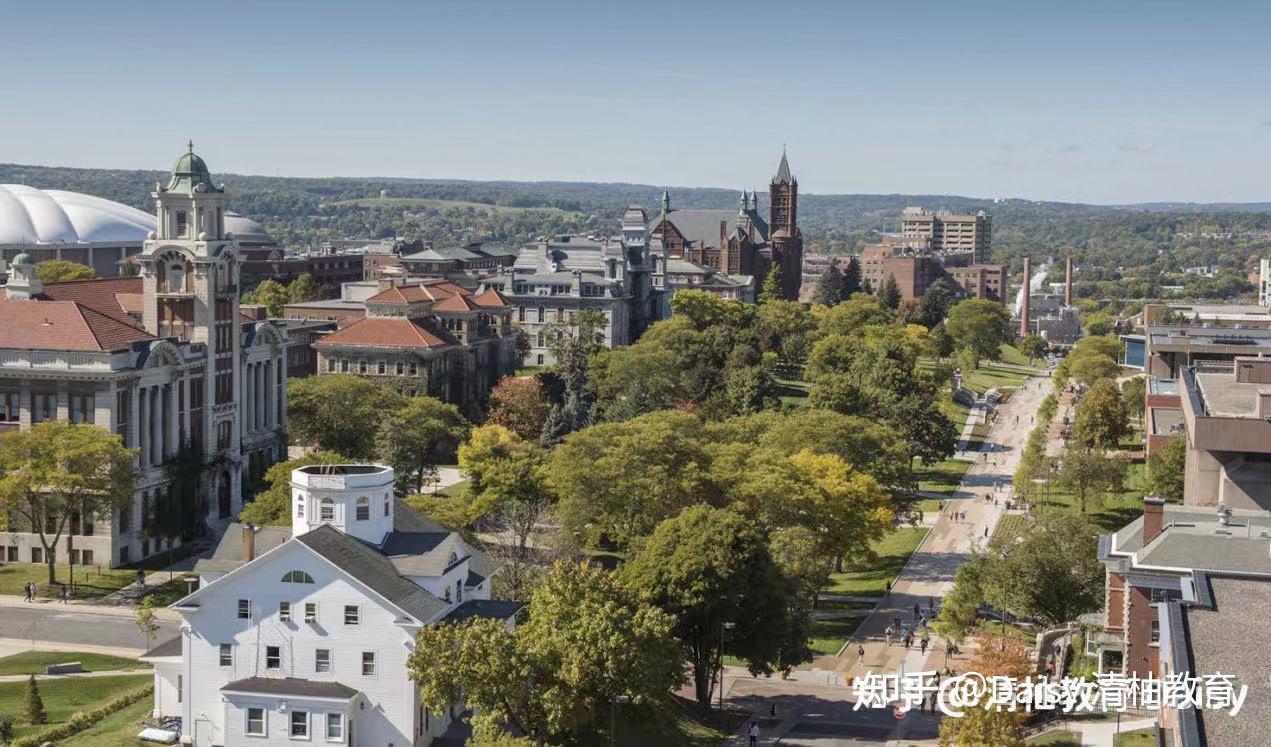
[141,464,519,746]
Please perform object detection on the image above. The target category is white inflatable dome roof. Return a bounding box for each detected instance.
[0,184,156,246]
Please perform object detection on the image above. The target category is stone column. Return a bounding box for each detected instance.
[94,381,114,431]
[138,387,148,467]
[256,363,265,431]
[18,380,31,428]
[55,381,69,422]
[167,383,178,458]
[128,383,140,452]
[150,386,161,466]
[264,361,273,429]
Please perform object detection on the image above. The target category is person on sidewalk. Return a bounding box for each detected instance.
[58,583,67,604]
[983,525,989,538]
[884,626,894,646]
[857,644,865,665]
[748,720,760,747]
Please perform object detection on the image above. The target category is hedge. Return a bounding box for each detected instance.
[8,683,153,747]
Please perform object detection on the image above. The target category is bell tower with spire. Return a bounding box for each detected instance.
[767,149,803,299]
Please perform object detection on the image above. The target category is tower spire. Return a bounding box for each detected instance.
[774,147,792,184]
[187,139,194,154]
[660,188,670,214]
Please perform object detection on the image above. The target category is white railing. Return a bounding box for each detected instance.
[0,350,120,371]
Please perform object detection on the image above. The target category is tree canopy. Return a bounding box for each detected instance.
[287,374,406,458]
[375,397,468,495]
[35,259,95,283]
[944,298,1011,369]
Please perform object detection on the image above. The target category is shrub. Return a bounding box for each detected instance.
[8,684,152,747]
[20,676,44,725]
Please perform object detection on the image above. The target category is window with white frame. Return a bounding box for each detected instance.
[245,707,266,736]
[290,710,309,738]
[266,646,280,669]
[296,500,304,519]
[315,648,330,673]
[237,599,251,619]
[219,644,232,667]
[355,497,369,521]
[344,605,359,625]
[280,602,291,622]
[305,602,317,623]
[384,496,390,517]
[361,651,375,676]
[320,499,335,521]
[325,712,344,742]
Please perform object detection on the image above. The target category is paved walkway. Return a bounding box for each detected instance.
[812,375,1053,682]
[0,668,150,683]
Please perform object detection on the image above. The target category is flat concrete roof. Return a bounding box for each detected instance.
[1149,378,1179,396]
[1185,576,1271,746]
[1195,372,1265,418]
[1150,407,1184,435]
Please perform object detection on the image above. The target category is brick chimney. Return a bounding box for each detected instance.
[242,524,256,563]
[1142,496,1166,545]
[1064,256,1073,306]
[1019,256,1031,336]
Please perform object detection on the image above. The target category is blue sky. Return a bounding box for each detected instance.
[2,0,1269,203]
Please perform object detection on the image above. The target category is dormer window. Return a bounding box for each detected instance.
[320,498,335,521]
[447,551,457,566]
[355,497,369,521]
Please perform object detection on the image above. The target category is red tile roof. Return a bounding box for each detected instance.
[41,277,145,327]
[366,281,474,305]
[472,288,509,308]
[433,293,480,312]
[427,281,473,297]
[313,317,451,349]
[0,298,154,351]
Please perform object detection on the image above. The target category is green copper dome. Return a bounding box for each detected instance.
[164,141,221,193]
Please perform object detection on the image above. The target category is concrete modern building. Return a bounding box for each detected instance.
[1141,326,1271,379]
[0,146,288,568]
[1260,258,1271,307]
[1178,357,1271,510]
[1144,378,1183,458]
[900,207,992,263]
[142,464,518,746]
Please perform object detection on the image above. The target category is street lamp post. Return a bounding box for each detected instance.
[609,694,629,747]
[719,621,736,712]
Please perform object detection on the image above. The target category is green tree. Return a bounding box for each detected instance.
[1017,334,1048,366]
[813,261,842,307]
[624,505,810,706]
[918,282,954,328]
[21,674,45,725]
[35,259,95,283]
[245,278,289,318]
[977,512,1104,625]
[541,310,606,443]
[286,273,321,305]
[749,409,910,489]
[1056,446,1127,515]
[239,451,350,525]
[1072,378,1130,449]
[408,561,681,741]
[755,300,816,374]
[769,526,831,608]
[839,255,862,299]
[938,635,1030,747]
[877,273,902,310]
[1121,375,1146,422]
[944,298,1012,369]
[1148,435,1186,502]
[376,397,468,494]
[458,425,553,519]
[547,410,715,547]
[287,374,406,458]
[0,713,13,742]
[486,376,551,441]
[135,595,161,650]
[1067,351,1121,385]
[816,294,892,337]
[932,561,986,648]
[759,262,784,303]
[0,422,134,585]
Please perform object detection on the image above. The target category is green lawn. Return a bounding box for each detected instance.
[0,673,150,740]
[0,650,146,676]
[993,514,1031,542]
[612,696,738,747]
[57,696,151,746]
[143,575,200,606]
[329,196,579,215]
[825,527,929,597]
[980,619,1035,643]
[1036,461,1148,532]
[514,364,553,376]
[775,378,812,407]
[0,563,137,599]
[808,616,870,656]
[959,363,1035,394]
[915,457,972,496]
[1114,727,1157,746]
[998,343,1044,368]
[1028,731,1081,746]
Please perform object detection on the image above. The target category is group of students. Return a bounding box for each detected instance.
[21,581,68,602]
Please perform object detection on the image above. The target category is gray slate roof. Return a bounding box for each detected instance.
[195,524,291,574]
[222,677,359,700]
[140,636,182,659]
[297,524,448,623]
[658,209,769,251]
[438,599,524,625]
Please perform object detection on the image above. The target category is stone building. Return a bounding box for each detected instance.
[0,146,288,567]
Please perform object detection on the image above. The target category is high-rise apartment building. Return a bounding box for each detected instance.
[901,207,992,263]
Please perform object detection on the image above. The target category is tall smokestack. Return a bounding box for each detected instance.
[1020,256,1031,336]
[1065,256,1073,306]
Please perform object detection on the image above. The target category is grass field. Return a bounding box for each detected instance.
[613,696,738,747]
[1035,461,1148,532]
[992,514,1032,542]
[1028,730,1082,746]
[0,563,137,599]
[0,673,150,740]
[0,650,145,676]
[914,457,973,496]
[775,378,812,407]
[57,696,151,746]
[1113,728,1157,746]
[329,196,578,215]
[825,527,929,597]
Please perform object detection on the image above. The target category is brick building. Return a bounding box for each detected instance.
[859,236,1008,303]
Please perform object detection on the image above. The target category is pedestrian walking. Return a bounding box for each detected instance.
[748,720,760,747]
[913,602,920,617]
[857,644,865,665]
[769,703,776,719]
[23,582,32,602]
[928,596,935,613]
[59,583,67,603]
[983,525,989,538]
[884,626,894,646]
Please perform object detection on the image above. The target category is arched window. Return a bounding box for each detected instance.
[320,498,335,521]
[447,551,457,566]
[282,570,315,584]
[355,497,370,521]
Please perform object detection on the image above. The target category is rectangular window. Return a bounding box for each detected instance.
[361,651,375,676]
[344,605,359,625]
[238,599,251,619]
[8,546,19,562]
[325,712,344,742]
[266,645,280,669]
[178,674,183,703]
[279,602,291,622]
[175,211,188,237]
[30,547,41,564]
[245,707,266,736]
[81,549,93,565]
[315,649,330,673]
[305,602,317,624]
[219,644,232,667]
[296,501,304,519]
[290,710,308,738]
